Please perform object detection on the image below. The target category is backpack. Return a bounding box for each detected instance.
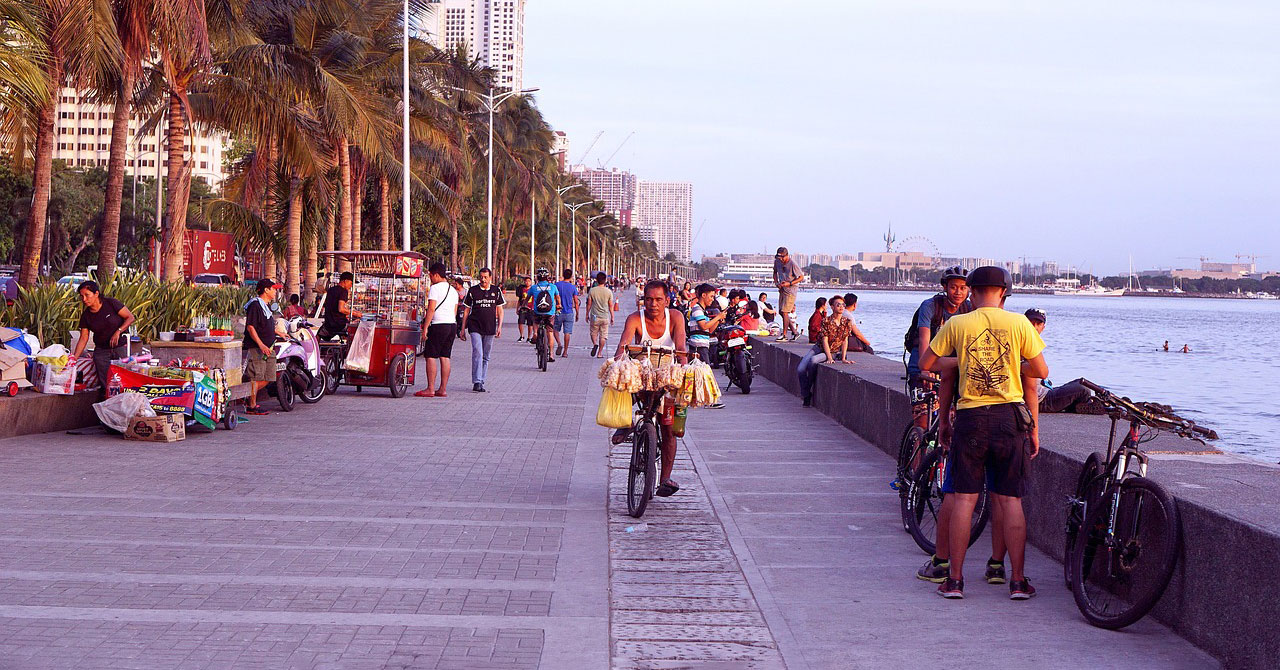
[533,284,555,315]
[902,294,948,353]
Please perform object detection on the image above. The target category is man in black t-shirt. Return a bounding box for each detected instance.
[320,271,361,339]
[70,280,136,398]
[460,267,504,392]
[243,279,281,415]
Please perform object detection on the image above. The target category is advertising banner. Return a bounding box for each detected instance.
[108,365,196,415]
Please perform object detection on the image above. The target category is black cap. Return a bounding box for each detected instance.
[1025,308,1046,323]
[775,246,788,256]
[966,266,1012,290]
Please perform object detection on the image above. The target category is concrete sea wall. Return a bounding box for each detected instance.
[749,336,1279,669]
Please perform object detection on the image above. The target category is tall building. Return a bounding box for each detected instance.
[570,166,636,227]
[811,253,833,267]
[635,181,693,261]
[6,87,229,186]
[420,0,527,91]
[552,131,569,172]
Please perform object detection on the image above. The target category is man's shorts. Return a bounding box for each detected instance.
[554,312,575,334]
[518,309,534,327]
[778,292,796,313]
[243,350,277,382]
[950,403,1030,498]
[589,317,610,340]
[423,323,458,358]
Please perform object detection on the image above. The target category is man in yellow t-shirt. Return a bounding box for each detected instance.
[920,266,1048,602]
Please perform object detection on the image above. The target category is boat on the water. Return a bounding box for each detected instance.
[1054,284,1126,297]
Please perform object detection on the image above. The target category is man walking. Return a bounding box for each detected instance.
[461,267,503,392]
[921,266,1047,601]
[586,272,615,358]
[515,276,533,342]
[554,269,580,358]
[415,263,459,398]
[773,246,805,341]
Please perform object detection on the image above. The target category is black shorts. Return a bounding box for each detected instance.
[423,323,458,358]
[951,403,1030,498]
[518,309,535,326]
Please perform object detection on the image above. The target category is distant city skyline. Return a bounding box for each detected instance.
[524,1,1280,278]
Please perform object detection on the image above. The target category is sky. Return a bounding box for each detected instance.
[522,1,1280,275]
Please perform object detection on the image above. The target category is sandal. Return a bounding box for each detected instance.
[656,480,680,497]
[436,390,448,398]
[414,389,435,397]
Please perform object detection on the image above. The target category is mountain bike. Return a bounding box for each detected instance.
[1063,379,1216,629]
[896,375,990,555]
[533,315,553,372]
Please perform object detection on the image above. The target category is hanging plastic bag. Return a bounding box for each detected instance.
[93,391,155,432]
[345,321,376,373]
[596,387,634,429]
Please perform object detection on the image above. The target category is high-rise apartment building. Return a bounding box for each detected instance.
[7,87,229,186]
[420,0,527,91]
[635,181,693,262]
[552,131,569,171]
[570,166,636,227]
[811,253,833,267]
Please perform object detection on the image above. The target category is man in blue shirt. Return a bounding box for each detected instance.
[553,269,580,358]
[530,268,562,361]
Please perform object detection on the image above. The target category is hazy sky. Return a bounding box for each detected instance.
[523,1,1280,274]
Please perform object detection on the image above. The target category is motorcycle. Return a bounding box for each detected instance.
[271,317,328,411]
[714,317,754,394]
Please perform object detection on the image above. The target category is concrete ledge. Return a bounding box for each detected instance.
[749,335,1279,669]
[0,391,99,440]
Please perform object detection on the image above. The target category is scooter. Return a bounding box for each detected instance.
[271,317,328,411]
[714,317,754,394]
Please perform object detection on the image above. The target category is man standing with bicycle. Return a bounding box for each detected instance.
[921,266,1047,601]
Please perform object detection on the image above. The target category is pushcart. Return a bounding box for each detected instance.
[317,251,424,397]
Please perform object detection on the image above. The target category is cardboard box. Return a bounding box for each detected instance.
[123,412,186,442]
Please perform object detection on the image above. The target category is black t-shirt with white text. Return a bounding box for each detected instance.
[464,285,504,336]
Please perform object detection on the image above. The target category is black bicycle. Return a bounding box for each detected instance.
[896,375,990,555]
[1063,379,1215,629]
[620,345,686,518]
[533,315,553,372]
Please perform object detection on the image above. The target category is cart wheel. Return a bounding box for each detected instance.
[223,406,238,430]
[276,371,295,412]
[323,354,341,395]
[388,353,410,398]
[6,381,17,397]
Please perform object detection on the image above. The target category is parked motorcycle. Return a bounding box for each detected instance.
[714,320,754,394]
[271,317,328,411]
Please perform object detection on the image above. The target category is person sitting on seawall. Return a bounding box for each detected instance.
[1023,308,1104,415]
[796,295,854,408]
[807,297,827,344]
[758,293,778,327]
[70,280,136,400]
[840,293,874,354]
[739,300,761,331]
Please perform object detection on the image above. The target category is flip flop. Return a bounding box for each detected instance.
[414,389,435,397]
[656,480,680,497]
[436,391,448,398]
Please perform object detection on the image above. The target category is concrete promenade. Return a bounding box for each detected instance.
[0,320,1217,668]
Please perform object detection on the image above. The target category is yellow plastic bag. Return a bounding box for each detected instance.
[596,387,634,428]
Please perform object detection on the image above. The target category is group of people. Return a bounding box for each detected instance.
[515,268,620,361]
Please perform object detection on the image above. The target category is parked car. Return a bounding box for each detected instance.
[56,274,90,287]
[193,273,234,287]
[0,277,17,307]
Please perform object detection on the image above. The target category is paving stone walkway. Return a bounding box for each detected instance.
[0,315,1218,668]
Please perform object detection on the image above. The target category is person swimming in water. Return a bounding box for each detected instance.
[1163,340,1169,352]
[1182,344,1191,353]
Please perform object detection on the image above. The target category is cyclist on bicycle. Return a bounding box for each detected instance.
[613,279,689,498]
[530,268,562,361]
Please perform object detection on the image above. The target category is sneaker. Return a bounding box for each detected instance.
[985,560,1007,585]
[473,383,483,393]
[1009,578,1036,600]
[477,384,486,393]
[517,336,524,342]
[937,578,964,599]
[916,556,950,583]
[708,402,726,410]
[802,395,812,407]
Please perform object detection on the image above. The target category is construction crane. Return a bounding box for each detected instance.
[573,131,604,169]
[598,132,635,169]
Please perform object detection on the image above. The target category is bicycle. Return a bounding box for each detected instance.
[1063,379,1216,629]
[895,374,990,555]
[532,315,553,372]
[620,345,687,518]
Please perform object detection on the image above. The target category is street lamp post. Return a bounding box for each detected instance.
[585,214,607,278]
[402,0,411,251]
[554,184,581,278]
[563,200,590,278]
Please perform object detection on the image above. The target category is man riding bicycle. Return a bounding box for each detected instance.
[614,279,689,498]
[529,268,562,361]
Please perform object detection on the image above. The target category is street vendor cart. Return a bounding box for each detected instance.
[317,251,424,398]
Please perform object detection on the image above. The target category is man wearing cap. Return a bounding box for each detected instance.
[1023,308,1097,414]
[243,279,281,415]
[773,247,805,341]
[320,272,361,340]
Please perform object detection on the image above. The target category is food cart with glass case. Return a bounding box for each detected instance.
[317,251,425,397]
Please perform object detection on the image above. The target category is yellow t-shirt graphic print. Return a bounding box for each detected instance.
[929,307,1045,410]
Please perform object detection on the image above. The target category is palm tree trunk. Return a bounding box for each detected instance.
[162,94,189,282]
[17,57,60,288]
[450,217,458,270]
[351,174,363,250]
[337,137,351,268]
[285,175,302,300]
[98,69,135,280]
[378,174,390,250]
[324,205,335,269]
[304,227,318,306]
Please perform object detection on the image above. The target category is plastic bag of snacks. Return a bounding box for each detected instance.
[678,360,721,408]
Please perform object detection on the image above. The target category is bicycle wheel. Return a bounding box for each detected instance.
[537,329,549,371]
[627,422,658,518]
[1070,476,1180,629]
[1064,451,1106,588]
[902,448,991,555]
[896,425,926,484]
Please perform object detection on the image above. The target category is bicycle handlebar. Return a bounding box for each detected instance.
[1076,378,1217,441]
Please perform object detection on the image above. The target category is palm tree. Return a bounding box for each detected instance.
[0,0,49,161]
[15,0,119,288]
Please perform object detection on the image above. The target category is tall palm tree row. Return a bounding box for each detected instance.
[1,0,669,288]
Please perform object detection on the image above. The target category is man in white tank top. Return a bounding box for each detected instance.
[613,280,689,497]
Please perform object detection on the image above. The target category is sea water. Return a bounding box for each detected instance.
[765,289,1280,462]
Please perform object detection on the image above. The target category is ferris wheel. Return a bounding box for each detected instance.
[895,235,939,257]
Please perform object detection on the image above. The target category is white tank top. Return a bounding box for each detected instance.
[638,309,676,349]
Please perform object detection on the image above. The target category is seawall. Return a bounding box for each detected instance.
[750,335,1279,669]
